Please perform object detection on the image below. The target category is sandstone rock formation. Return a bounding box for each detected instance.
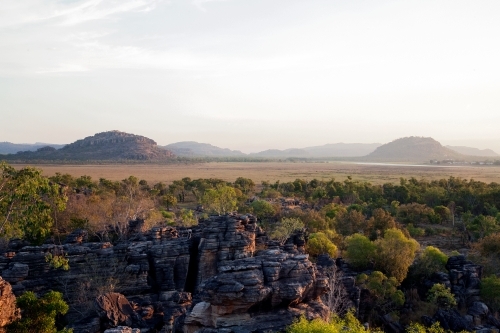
[0,276,19,332]
[3,130,175,161]
[0,214,328,333]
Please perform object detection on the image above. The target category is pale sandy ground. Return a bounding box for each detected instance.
[11,162,500,185]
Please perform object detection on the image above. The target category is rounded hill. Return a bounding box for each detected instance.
[365,136,464,162]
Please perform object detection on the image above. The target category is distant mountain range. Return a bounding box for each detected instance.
[248,143,382,158]
[1,131,174,161]
[1,131,498,162]
[446,145,499,157]
[0,142,65,154]
[163,141,245,157]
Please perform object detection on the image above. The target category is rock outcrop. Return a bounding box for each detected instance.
[3,130,175,161]
[0,276,19,332]
[0,214,328,333]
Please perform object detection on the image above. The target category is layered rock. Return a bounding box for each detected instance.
[0,214,329,333]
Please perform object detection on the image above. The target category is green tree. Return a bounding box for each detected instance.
[375,228,419,283]
[427,283,457,308]
[200,185,238,215]
[345,233,377,270]
[7,291,72,333]
[480,275,500,312]
[0,162,67,245]
[269,217,304,245]
[249,200,276,221]
[357,271,405,314]
[413,246,448,278]
[234,177,255,195]
[307,232,337,257]
[161,194,177,210]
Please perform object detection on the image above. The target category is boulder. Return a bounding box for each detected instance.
[95,293,137,328]
[0,276,20,332]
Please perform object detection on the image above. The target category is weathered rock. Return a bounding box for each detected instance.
[95,293,137,328]
[103,326,140,333]
[0,276,20,332]
[0,214,328,333]
[433,309,472,332]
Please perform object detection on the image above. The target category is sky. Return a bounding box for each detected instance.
[1,0,499,153]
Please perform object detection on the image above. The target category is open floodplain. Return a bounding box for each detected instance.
[13,161,500,185]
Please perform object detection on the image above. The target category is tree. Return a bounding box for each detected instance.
[0,162,67,245]
[366,208,396,240]
[427,283,457,308]
[249,200,276,221]
[357,271,405,314]
[200,185,238,215]
[307,232,337,257]
[234,177,255,195]
[161,194,177,211]
[413,246,448,278]
[7,291,72,333]
[374,228,419,283]
[345,233,377,270]
[269,217,304,245]
[335,209,366,236]
[480,275,500,312]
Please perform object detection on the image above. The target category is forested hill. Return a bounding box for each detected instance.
[1,131,175,161]
[365,136,465,162]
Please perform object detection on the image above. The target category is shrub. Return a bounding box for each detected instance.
[480,275,500,312]
[427,284,457,308]
[249,200,276,220]
[345,233,377,270]
[7,291,72,333]
[413,246,448,278]
[269,217,304,245]
[407,223,425,237]
[307,232,337,257]
[375,229,419,283]
[286,311,382,333]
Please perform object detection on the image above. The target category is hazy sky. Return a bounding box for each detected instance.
[1,0,499,153]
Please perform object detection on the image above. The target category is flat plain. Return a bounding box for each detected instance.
[11,162,500,185]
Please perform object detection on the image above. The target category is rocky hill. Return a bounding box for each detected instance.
[1,131,174,161]
[365,137,465,162]
[163,141,245,157]
[446,145,499,157]
[249,143,381,158]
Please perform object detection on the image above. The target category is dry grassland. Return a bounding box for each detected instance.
[12,162,500,185]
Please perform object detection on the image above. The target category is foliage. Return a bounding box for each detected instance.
[427,283,457,308]
[480,275,500,312]
[366,208,396,240]
[0,162,67,245]
[357,271,405,313]
[45,253,70,271]
[413,246,448,278]
[7,291,72,333]
[407,223,425,237]
[249,200,276,220]
[307,232,337,257]
[335,209,365,236]
[269,217,304,245]
[467,214,499,239]
[374,228,419,283]
[178,209,198,227]
[286,311,382,333]
[200,185,238,215]
[345,233,377,270]
[475,232,500,256]
[406,322,457,333]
